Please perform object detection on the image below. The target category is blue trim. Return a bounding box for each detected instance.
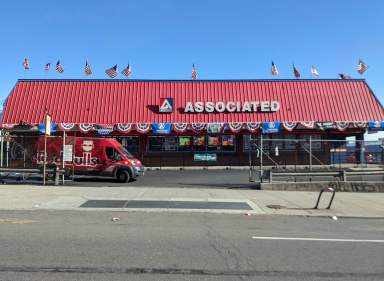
[17,78,367,83]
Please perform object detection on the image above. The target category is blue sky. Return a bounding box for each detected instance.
[0,0,383,103]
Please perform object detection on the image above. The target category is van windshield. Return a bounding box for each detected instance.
[119,146,135,159]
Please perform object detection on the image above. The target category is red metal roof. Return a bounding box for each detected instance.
[2,79,383,125]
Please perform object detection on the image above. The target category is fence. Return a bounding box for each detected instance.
[247,136,384,170]
[0,133,76,184]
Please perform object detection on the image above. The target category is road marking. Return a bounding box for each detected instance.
[251,236,384,243]
[0,218,37,224]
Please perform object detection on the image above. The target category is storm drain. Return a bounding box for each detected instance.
[80,200,253,210]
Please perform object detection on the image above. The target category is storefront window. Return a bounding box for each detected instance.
[221,135,235,152]
[271,134,284,150]
[148,137,163,152]
[207,136,221,151]
[243,135,259,151]
[178,136,192,151]
[117,137,140,153]
[284,134,297,150]
[193,136,206,151]
[148,137,178,152]
[300,135,322,151]
[148,135,236,152]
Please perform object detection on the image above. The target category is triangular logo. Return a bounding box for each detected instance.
[159,98,173,113]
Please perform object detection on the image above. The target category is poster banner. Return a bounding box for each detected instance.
[207,123,225,134]
[368,121,384,131]
[261,122,281,134]
[38,123,58,135]
[151,123,172,134]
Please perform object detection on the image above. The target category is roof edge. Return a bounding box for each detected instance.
[16,78,367,83]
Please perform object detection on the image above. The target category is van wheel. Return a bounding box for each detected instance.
[116,170,131,183]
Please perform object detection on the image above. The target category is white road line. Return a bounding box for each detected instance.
[251,236,384,243]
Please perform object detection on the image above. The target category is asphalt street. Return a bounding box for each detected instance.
[0,210,383,280]
[3,169,384,188]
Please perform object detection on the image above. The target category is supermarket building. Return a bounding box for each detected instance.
[1,79,384,167]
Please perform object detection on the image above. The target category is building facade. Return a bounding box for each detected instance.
[1,79,384,167]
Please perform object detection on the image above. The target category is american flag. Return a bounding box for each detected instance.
[56,60,64,73]
[105,65,118,78]
[338,73,351,80]
[22,58,30,70]
[310,65,319,77]
[121,64,132,77]
[271,61,278,76]
[84,61,92,76]
[192,64,197,80]
[357,59,368,74]
[44,63,51,71]
[293,64,301,79]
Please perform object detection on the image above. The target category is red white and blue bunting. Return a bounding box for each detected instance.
[116,123,132,133]
[300,121,315,129]
[58,123,75,131]
[173,123,188,133]
[228,122,243,133]
[282,122,297,131]
[335,121,350,131]
[246,122,261,132]
[135,123,151,133]
[353,121,367,128]
[191,123,206,132]
[78,123,94,132]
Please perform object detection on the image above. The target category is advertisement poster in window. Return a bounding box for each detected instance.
[208,136,220,146]
[221,135,234,146]
[179,136,191,147]
[193,136,205,146]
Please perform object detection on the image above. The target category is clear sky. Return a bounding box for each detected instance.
[0,0,383,102]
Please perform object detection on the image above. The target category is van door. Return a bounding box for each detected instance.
[102,146,123,176]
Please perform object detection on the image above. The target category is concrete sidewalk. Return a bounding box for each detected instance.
[0,185,383,218]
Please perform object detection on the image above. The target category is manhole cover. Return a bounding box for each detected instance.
[266,204,286,209]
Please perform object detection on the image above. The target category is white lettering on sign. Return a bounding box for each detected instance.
[184,101,280,113]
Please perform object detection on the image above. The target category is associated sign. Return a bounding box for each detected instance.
[184,101,280,113]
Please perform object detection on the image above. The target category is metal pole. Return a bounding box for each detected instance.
[248,139,252,182]
[43,135,47,186]
[62,131,65,185]
[360,139,365,168]
[0,130,3,167]
[309,135,312,171]
[6,140,9,167]
[260,134,263,181]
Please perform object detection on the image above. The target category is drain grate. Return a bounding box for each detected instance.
[80,200,253,210]
[80,200,127,208]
